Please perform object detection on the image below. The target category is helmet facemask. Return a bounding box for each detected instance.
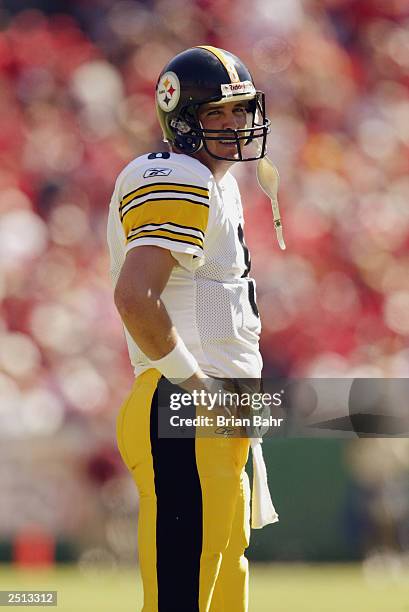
[169,91,270,162]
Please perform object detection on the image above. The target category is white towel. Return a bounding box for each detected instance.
[250,438,279,529]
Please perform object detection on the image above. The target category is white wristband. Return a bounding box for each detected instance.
[149,336,199,383]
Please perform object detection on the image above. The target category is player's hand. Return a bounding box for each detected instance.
[179,372,240,436]
[179,371,237,417]
[204,377,239,419]
[228,379,271,439]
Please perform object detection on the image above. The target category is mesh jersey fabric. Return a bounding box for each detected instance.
[107,152,262,379]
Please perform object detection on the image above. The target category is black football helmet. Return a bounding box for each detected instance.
[155,45,270,162]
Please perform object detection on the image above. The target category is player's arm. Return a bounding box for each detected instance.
[114,246,176,359]
[114,245,209,393]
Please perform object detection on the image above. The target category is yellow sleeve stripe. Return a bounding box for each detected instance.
[127,230,203,249]
[129,221,205,238]
[121,197,209,223]
[121,182,209,210]
[122,200,209,239]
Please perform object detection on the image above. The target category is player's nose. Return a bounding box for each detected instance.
[222,110,240,131]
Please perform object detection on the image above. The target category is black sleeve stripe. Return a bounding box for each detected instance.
[128,227,204,245]
[122,181,210,200]
[128,221,205,238]
[127,233,204,250]
[120,189,209,212]
[121,182,209,206]
[121,197,210,222]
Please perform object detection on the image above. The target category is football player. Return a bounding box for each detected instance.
[108,45,278,612]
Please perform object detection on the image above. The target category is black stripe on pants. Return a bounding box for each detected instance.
[150,388,203,611]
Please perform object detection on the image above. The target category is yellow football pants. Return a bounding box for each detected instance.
[116,369,251,612]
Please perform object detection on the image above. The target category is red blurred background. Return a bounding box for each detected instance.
[0,0,408,566]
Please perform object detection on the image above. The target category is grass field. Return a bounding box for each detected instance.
[0,563,408,611]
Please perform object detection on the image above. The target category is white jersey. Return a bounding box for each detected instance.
[107,152,262,378]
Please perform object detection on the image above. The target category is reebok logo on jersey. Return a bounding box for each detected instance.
[143,167,173,178]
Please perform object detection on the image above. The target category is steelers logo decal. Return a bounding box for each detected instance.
[156,71,180,112]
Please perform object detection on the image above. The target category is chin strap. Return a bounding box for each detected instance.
[256,156,286,250]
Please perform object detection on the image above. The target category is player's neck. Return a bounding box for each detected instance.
[192,151,234,182]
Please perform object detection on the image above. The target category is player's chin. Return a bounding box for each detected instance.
[215,142,240,159]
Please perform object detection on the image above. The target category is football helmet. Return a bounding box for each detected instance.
[155,45,270,162]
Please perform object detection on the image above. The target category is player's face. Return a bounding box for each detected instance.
[197,100,249,161]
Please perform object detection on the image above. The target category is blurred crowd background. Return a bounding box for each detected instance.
[0,0,409,570]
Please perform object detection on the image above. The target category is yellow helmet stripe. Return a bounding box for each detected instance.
[196,45,240,83]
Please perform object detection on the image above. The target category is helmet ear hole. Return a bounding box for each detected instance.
[174,132,203,153]
[170,114,203,153]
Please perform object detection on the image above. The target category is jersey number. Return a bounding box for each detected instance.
[147,152,170,160]
[237,224,259,318]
